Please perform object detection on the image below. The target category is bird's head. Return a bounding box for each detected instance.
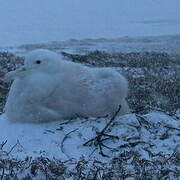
[24,49,63,73]
[4,49,64,82]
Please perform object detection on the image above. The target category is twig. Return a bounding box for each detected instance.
[100,105,121,135]
[7,140,22,155]
[58,119,75,126]
[60,128,79,158]
[164,125,180,132]
[0,140,7,150]
[88,148,98,159]
[44,129,55,134]
[135,114,152,129]
[56,119,76,131]
[83,105,121,157]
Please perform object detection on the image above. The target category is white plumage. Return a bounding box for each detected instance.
[5,49,130,123]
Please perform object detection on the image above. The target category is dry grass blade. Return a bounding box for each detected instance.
[60,128,79,158]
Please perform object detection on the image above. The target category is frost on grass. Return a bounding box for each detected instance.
[0,51,179,179]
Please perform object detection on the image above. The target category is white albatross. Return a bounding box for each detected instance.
[5,49,130,123]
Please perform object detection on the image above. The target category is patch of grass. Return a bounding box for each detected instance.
[62,51,171,68]
[0,151,179,179]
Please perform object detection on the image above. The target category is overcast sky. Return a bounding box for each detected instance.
[0,0,180,46]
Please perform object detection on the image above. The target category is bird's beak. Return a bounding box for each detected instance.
[4,66,27,82]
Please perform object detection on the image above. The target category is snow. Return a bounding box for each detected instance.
[0,112,179,162]
[0,0,180,47]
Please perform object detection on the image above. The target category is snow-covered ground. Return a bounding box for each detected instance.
[0,111,179,179]
[0,0,180,47]
[0,112,179,161]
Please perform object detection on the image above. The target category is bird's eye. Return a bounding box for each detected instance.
[36,60,41,64]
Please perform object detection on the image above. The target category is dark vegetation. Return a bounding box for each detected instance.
[0,151,179,180]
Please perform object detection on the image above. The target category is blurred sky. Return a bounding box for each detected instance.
[0,0,180,46]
